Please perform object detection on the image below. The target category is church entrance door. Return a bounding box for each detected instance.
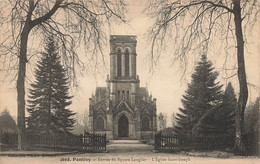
[118,115,129,137]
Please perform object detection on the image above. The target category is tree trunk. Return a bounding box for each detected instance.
[16,0,62,149]
[232,0,248,154]
[17,24,31,150]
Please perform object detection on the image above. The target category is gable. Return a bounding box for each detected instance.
[141,108,150,115]
[92,99,106,110]
[114,100,134,115]
[95,107,106,115]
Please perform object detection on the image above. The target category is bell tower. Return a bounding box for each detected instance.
[108,35,139,107]
[89,35,157,140]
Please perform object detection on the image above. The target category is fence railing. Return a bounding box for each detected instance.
[0,131,18,148]
[140,131,154,140]
[0,131,106,152]
[154,133,235,152]
[82,132,106,152]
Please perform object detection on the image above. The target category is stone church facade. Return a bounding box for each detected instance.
[89,35,157,140]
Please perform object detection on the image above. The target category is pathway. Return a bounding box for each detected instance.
[106,140,154,153]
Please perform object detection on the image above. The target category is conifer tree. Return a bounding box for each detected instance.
[193,82,237,136]
[175,55,223,135]
[244,97,259,155]
[27,36,75,135]
[0,107,17,132]
[217,82,236,135]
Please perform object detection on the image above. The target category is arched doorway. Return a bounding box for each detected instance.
[118,115,129,137]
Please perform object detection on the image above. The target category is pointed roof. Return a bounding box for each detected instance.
[138,87,149,99]
[136,97,155,109]
[94,87,107,103]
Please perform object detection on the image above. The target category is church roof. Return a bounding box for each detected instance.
[138,87,149,99]
[94,87,107,101]
[92,99,106,109]
[136,98,155,110]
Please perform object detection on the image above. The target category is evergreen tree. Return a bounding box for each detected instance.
[244,97,259,155]
[175,55,223,135]
[245,97,259,135]
[193,82,237,135]
[0,107,17,132]
[217,82,236,135]
[27,36,75,135]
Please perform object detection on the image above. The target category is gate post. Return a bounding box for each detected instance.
[104,134,106,151]
[154,132,161,151]
[80,134,83,151]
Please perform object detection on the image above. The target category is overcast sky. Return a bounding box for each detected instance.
[0,0,259,125]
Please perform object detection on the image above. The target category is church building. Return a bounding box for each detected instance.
[89,35,157,140]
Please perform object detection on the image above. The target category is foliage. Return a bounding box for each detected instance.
[145,0,259,153]
[217,82,236,135]
[244,97,259,156]
[27,36,75,135]
[1,107,10,116]
[175,54,223,135]
[192,82,236,136]
[0,107,17,132]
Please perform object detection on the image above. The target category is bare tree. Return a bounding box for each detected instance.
[171,112,176,127]
[74,110,89,132]
[82,110,89,131]
[157,112,167,131]
[75,110,89,131]
[0,0,126,150]
[145,0,259,154]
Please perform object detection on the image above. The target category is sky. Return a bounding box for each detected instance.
[0,0,259,125]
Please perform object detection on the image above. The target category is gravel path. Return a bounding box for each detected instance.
[0,140,258,164]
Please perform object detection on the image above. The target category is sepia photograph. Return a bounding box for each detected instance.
[0,0,259,164]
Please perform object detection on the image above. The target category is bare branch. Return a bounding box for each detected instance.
[31,0,64,28]
[145,0,259,153]
[0,0,126,149]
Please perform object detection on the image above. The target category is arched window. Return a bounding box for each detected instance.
[141,116,150,131]
[96,117,104,130]
[117,49,122,76]
[122,90,125,100]
[125,48,129,76]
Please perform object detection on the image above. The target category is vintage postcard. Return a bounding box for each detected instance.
[0,0,259,164]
